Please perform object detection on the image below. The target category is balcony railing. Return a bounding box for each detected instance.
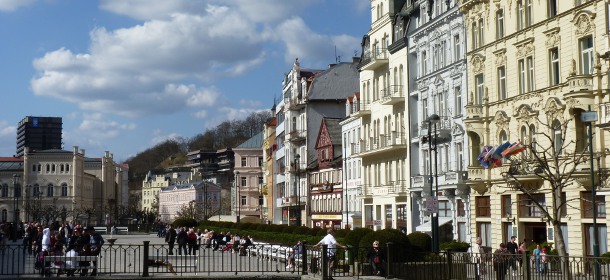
[285,96,306,110]
[465,104,484,119]
[567,74,594,91]
[286,129,306,142]
[358,48,389,70]
[380,85,405,105]
[358,132,407,155]
[347,102,371,117]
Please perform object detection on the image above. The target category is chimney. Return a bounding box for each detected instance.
[73,146,78,154]
[352,57,360,63]
[80,149,85,156]
[105,151,110,158]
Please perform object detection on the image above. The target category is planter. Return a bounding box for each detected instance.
[106,238,117,245]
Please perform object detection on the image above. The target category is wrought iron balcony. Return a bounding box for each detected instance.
[358,48,389,70]
[380,85,405,105]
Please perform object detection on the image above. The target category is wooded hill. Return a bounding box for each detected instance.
[124,111,272,190]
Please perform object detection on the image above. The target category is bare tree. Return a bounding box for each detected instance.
[175,200,203,221]
[501,113,591,279]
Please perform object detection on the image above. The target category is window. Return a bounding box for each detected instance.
[477,222,492,247]
[582,192,606,218]
[580,36,594,75]
[458,222,467,242]
[33,185,40,197]
[454,35,461,61]
[475,74,484,104]
[478,19,484,47]
[422,98,428,117]
[47,184,54,197]
[61,184,68,197]
[518,194,546,217]
[1,209,6,222]
[476,196,491,217]
[422,51,428,75]
[258,156,263,167]
[548,0,557,17]
[472,22,479,49]
[496,10,504,39]
[456,143,464,170]
[549,48,560,85]
[502,195,512,217]
[457,199,465,216]
[455,86,462,116]
[438,200,452,217]
[439,92,446,116]
[527,56,535,91]
[241,177,247,187]
[585,224,608,255]
[498,66,506,100]
[0,185,7,198]
[241,157,247,167]
[525,0,532,27]
[241,196,246,206]
[518,59,526,94]
[552,120,563,154]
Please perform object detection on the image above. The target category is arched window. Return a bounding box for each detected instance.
[552,120,563,154]
[51,164,56,173]
[66,164,70,173]
[61,183,68,197]
[60,164,64,173]
[47,184,54,197]
[529,124,536,154]
[33,184,40,197]
[0,184,7,197]
[472,22,478,49]
[1,209,6,222]
[478,19,484,47]
[46,164,50,173]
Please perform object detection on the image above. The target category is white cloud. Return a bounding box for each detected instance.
[192,110,208,119]
[31,10,264,117]
[269,17,361,65]
[77,113,136,140]
[150,129,182,146]
[0,0,35,12]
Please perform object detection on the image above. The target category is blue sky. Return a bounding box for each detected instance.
[0,0,370,162]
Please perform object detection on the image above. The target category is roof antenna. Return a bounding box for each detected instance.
[335,45,341,63]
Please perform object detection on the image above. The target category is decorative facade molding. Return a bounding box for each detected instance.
[572,11,596,37]
[544,27,561,48]
[471,54,486,74]
[494,111,511,131]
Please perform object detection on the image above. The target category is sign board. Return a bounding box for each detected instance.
[581,111,598,123]
[425,197,439,213]
[373,220,382,226]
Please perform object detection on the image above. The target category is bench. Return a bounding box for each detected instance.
[43,255,100,277]
[93,227,108,234]
[113,226,129,235]
[150,255,198,275]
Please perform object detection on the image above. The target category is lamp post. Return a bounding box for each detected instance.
[424,114,441,253]
[13,174,20,241]
[295,154,301,227]
[343,143,349,229]
[235,171,241,223]
[582,106,600,280]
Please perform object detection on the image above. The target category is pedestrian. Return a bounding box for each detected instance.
[165,224,176,255]
[314,229,347,278]
[177,227,188,255]
[506,236,518,276]
[187,228,198,255]
[493,243,509,280]
[471,237,485,278]
[367,240,385,276]
[533,244,542,274]
[87,226,104,276]
[540,248,548,275]
[286,240,303,271]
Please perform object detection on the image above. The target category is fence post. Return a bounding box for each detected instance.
[322,244,328,280]
[142,241,150,277]
[447,249,453,278]
[386,242,393,279]
[302,244,308,275]
[524,250,531,280]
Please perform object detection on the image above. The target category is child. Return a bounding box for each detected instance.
[540,248,548,275]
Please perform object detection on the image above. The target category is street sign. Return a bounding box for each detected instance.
[581,111,598,123]
[425,197,439,213]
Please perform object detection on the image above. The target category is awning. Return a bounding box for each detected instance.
[415,217,453,232]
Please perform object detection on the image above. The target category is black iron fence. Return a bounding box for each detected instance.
[1,242,610,279]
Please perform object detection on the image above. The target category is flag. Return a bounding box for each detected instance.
[501,141,527,158]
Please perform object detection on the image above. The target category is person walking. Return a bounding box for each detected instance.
[177,227,188,255]
[493,243,509,280]
[506,236,518,276]
[165,225,176,255]
[367,240,385,276]
[315,229,347,279]
[471,237,485,279]
[533,244,542,274]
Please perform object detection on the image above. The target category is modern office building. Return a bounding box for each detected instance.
[16,116,63,157]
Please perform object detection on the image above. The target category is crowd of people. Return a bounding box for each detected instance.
[472,236,551,280]
[162,224,253,256]
[0,221,105,277]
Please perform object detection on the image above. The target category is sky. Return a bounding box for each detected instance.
[0,0,370,162]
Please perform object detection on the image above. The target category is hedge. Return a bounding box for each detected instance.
[408,232,431,252]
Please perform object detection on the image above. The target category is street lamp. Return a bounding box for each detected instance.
[235,171,241,223]
[582,106,600,280]
[295,154,301,227]
[343,143,349,229]
[423,114,441,253]
[13,174,20,241]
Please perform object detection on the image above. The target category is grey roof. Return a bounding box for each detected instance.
[324,118,343,147]
[161,181,220,192]
[0,161,24,171]
[307,62,359,100]
[30,149,72,154]
[236,131,264,149]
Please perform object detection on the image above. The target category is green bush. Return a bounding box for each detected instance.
[601,252,610,264]
[526,242,553,253]
[334,229,348,238]
[293,226,310,235]
[255,224,268,231]
[408,232,432,252]
[317,228,328,236]
[358,229,411,262]
[173,218,198,228]
[344,227,373,248]
[308,227,321,236]
[283,225,297,234]
[440,240,470,252]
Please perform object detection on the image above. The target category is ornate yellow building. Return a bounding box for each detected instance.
[461,0,610,256]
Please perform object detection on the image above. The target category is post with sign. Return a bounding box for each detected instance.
[581,106,600,280]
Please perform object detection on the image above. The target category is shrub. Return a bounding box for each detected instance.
[317,228,328,236]
[358,229,411,262]
[293,226,310,235]
[440,240,470,252]
[334,229,348,238]
[173,218,198,228]
[601,252,610,264]
[308,227,321,236]
[526,242,553,253]
[256,224,268,231]
[283,225,297,234]
[344,227,373,248]
[408,232,432,252]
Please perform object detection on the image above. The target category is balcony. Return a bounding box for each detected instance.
[443,171,468,185]
[420,116,452,143]
[601,102,610,131]
[357,132,407,157]
[467,166,487,194]
[565,74,595,103]
[286,129,306,143]
[280,196,299,207]
[285,96,306,110]
[348,102,371,117]
[380,85,405,105]
[358,48,389,71]
[412,175,431,189]
[350,143,360,155]
[361,184,373,196]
